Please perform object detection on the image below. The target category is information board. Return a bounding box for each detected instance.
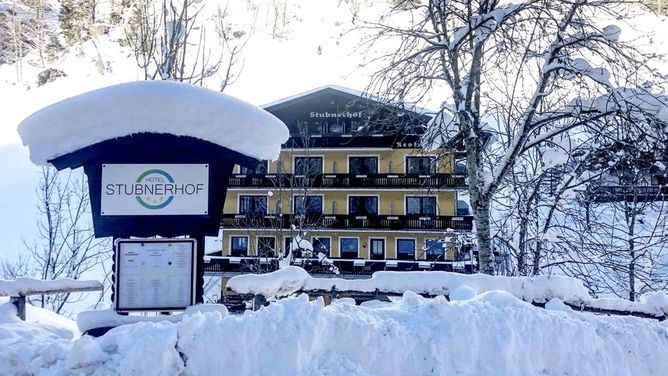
[101,164,209,216]
[115,238,197,311]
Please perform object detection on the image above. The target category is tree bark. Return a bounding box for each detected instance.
[474,200,494,274]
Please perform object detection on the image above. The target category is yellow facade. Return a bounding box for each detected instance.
[235,148,455,175]
[222,146,465,260]
[227,147,458,216]
[221,229,457,260]
[224,190,456,216]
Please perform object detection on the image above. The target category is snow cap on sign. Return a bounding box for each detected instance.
[17,80,290,165]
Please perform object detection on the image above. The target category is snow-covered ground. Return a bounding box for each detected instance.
[2,291,668,376]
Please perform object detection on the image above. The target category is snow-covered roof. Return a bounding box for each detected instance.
[17,81,289,165]
[262,85,435,115]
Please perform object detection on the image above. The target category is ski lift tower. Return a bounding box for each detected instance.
[18,81,288,312]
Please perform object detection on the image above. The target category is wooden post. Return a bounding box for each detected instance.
[10,296,26,321]
[253,294,266,311]
[195,235,205,304]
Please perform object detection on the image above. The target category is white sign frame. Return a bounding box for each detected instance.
[114,238,197,312]
[101,164,209,216]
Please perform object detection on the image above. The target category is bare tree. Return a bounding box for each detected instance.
[2,168,110,315]
[125,0,252,89]
[360,0,667,273]
[545,136,668,300]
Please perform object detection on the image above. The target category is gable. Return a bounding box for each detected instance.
[264,87,431,136]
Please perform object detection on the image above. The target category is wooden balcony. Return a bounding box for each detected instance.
[204,256,476,276]
[228,173,468,189]
[589,185,668,203]
[283,133,423,149]
[220,213,474,231]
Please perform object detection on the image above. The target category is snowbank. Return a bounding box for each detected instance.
[0,278,103,296]
[2,293,668,375]
[77,304,229,333]
[586,292,668,316]
[0,298,79,340]
[227,266,591,302]
[17,81,289,165]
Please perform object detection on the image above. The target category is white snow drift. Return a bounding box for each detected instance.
[227,266,592,302]
[2,292,668,375]
[17,80,289,165]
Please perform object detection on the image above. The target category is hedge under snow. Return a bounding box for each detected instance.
[227,267,668,317]
[17,80,289,165]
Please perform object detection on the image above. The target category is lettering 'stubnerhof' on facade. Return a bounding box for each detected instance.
[207,86,476,276]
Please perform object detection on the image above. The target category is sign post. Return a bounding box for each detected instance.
[17,81,288,321]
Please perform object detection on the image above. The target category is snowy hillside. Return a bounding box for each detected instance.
[2,292,668,375]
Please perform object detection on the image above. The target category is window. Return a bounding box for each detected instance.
[425,239,445,261]
[455,159,467,174]
[406,156,436,174]
[349,157,378,175]
[312,237,331,256]
[340,238,359,258]
[257,237,275,257]
[406,196,436,215]
[239,195,267,216]
[370,238,385,260]
[327,122,348,135]
[456,200,470,216]
[294,196,323,216]
[240,161,268,175]
[397,239,416,260]
[286,236,311,258]
[298,120,324,135]
[230,236,248,257]
[349,196,378,216]
[294,157,323,176]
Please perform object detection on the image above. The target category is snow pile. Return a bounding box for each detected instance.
[227,267,309,299]
[0,278,102,296]
[2,293,668,375]
[77,304,229,333]
[17,80,289,165]
[0,297,80,372]
[587,292,668,317]
[227,266,591,302]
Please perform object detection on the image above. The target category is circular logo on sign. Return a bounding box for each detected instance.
[135,169,175,209]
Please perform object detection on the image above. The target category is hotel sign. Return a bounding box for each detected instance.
[309,111,362,118]
[101,164,209,216]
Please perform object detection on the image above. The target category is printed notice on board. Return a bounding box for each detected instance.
[116,239,196,311]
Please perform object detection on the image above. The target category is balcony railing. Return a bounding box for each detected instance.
[221,213,474,231]
[283,133,423,149]
[228,173,468,189]
[589,185,668,203]
[204,256,476,276]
